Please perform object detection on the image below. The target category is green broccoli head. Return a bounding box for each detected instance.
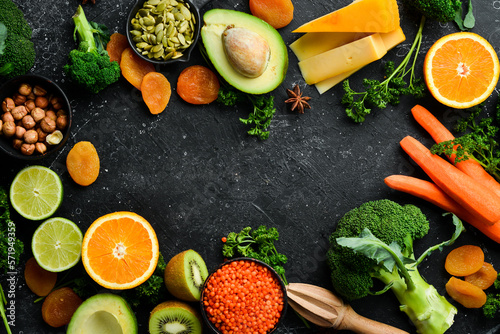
[327,199,429,301]
[407,0,462,23]
[64,49,120,94]
[0,0,32,39]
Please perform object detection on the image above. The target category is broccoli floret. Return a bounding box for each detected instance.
[327,200,465,334]
[63,5,120,94]
[407,0,462,23]
[483,293,500,319]
[0,0,35,79]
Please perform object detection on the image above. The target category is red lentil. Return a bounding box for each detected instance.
[203,259,284,334]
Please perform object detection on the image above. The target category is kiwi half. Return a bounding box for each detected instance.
[149,300,202,334]
[164,249,208,302]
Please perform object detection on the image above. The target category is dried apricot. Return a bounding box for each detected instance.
[445,277,487,308]
[249,0,294,29]
[120,47,156,90]
[465,262,498,290]
[66,141,100,186]
[107,33,129,64]
[444,245,484,276]
[141,72,171,114]
[42,287,83,327]
[24,257,57,297]
[177,65,220,105]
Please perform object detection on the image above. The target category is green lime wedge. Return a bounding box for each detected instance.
[9,165,63,221]
[32,217,83,272]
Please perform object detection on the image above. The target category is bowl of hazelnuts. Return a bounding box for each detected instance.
[0,74,72,159]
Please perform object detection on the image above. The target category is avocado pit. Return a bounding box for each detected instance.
[222,25,271,78]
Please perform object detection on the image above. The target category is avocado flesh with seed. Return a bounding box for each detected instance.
[67,293,138,334]
[201,8,288,95]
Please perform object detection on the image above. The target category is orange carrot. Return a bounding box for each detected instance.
[400,136,500,225]
[411,105,500,198]
[384,175,500,243]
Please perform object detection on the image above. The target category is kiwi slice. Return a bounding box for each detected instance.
[149,300,202,334]
[164,249,208,302]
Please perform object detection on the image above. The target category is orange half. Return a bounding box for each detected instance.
[424,32,500,109]
[82,211,159,290]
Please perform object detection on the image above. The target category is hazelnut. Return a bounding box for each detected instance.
[2,121,16,137]
[27,92,36,100]
[20,143,35,155]
[36,127,48,142]
[35,142,47,154]
[40,117,56,133]
[45,110,57,121]
[18,83,32,96]
[2,112,14,123]
[2,98,15,113]
[22,115,36,129]
[56,109,67,117]
[46,130,63,145]
[25,99,36,111]
[12,139,23,150]
[31,107,46,123]
[11,105,28,121]
[35,96,49,109]
[15,126,26,139]
[56,115,68,130]
[51,97,63,110]
[12,93,26,106]
[33,85,47,96]
[24,129,38,144]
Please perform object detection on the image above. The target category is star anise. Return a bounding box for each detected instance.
[82,0,96,4]
[285,84,311,114]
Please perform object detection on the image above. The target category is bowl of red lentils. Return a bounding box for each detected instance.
[0,74,72,160]
[200,258,287,334]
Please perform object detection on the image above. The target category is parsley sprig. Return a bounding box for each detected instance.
[342,16,427,123]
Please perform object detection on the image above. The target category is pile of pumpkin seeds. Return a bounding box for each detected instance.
[130,0,196,61]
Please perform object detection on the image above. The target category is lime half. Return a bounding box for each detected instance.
[10,165,63,220]
[32,217,83,272]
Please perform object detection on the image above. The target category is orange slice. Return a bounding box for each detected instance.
[81,211,159,290]
[424,32,500,109]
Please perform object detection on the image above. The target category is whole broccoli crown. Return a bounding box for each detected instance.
[64,49,120,94]
[408,0,462,23]
[326,199,429,300]
[0,34,35,79]
[0,0,32,39]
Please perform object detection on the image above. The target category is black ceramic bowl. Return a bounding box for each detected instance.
[0,74,72,160]
[126,0,201,65]
[200,258,288,334]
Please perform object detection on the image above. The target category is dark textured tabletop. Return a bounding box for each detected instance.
[1,0,500,333]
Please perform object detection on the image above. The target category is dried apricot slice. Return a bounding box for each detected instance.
[177,65,220,105]
[141,72,171,114]
[107,33,129,64]
[444,245,484,276]
[121,47,156,90]
[66,141,100,186]
[249,0,294,29]
[24,257,57,297]
[465,262,498,290]
[42,287,83,327]
[445,277,487,308]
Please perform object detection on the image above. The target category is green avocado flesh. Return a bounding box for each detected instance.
[201,8,288,95]
[67,293,138,334]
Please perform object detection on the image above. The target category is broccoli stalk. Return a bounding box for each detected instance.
[63,5,120,94]
[328,200,464,334]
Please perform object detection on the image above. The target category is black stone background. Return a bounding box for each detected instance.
[1,0,500,333]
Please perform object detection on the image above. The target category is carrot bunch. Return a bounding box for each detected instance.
[385,105,500,243]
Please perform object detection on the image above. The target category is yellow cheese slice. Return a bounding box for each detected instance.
[293,0,400,33]
[314,27,406,94]
[298,33,387,85]
[290,32,371,62]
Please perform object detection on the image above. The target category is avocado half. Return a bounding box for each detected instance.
[67,293,138,334]
[201,8,288,95]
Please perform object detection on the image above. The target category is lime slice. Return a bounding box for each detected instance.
[32,217,83,272]
[10,165,63,220]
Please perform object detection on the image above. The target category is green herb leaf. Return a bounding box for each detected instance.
[0,23,7,55]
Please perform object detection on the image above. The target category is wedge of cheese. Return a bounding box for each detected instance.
[314,27,406,94]
[293,0,400,33]
[298,34,388,85]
